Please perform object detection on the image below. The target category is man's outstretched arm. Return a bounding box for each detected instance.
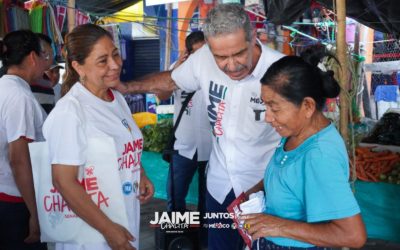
[117,71,177,96]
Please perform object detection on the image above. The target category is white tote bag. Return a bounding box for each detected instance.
[29,137,129,243]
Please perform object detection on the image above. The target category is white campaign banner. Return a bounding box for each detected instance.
[29,137,129,243]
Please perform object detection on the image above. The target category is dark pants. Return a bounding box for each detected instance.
[0,201,47,250]
[167,152,208,247]
[251,238,332,250]
[166,152,207,213]
[206,189,244,250]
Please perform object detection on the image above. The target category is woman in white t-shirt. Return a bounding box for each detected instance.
[0,30,49,250]
[43,24,154,250]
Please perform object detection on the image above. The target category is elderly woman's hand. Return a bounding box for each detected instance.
[242,213,287,240]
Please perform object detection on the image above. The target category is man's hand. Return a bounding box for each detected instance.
[172,50,189,70]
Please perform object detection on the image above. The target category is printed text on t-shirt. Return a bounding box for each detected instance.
[119,138,143,170]
[207,81,227,138]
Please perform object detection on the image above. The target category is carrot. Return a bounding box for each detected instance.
[357,174,370,182]
[356,164,367,180]
[365,171,378,182]
[369,155,398,162]
[381,164,393,174]
[356,147,371,155]
[352,148,400,182]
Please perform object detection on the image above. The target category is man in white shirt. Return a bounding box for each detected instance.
[120,4,283,249]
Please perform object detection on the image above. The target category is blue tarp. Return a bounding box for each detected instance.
[374,85,399,102]
[355,181,400,242]
[141,151,199,205]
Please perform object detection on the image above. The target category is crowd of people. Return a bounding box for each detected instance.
[0,3,366,250]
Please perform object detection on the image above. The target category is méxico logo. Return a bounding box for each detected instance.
[207,81,228,139]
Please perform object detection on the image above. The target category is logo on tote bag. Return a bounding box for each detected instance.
[43,166,110,226]
[122,181,133,195]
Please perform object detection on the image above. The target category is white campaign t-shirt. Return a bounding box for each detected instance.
[172,42,284,203]
[173,89,212,161]
[0,75,46,197]
[43,82,142,250]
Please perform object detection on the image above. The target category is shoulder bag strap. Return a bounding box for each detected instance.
[172,91,195,133]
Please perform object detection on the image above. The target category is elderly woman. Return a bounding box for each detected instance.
[244,48,367,250]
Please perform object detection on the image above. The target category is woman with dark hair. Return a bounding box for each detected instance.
[43,24,154,250]
[0,30,48,249]
[243,47,366,249]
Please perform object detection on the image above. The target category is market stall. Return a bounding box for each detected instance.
[350,110,400,242]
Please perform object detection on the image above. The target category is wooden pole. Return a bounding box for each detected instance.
[164,3,172,70]
[335,0,349,143]
[67,0,75,32]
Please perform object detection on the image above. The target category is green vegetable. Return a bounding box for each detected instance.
[141,118,173,153]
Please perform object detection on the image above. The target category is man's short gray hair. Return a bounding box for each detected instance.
[203,3,252,42]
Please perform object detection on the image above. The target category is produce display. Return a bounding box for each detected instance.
[351,147,400,184]
[140,118,173,153]
[361,112,400,146]
[132,112,157,128]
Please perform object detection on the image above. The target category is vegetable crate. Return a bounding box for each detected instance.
[351,147,400,184]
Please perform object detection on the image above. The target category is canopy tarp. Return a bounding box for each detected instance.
[100,1,144,23]
[75,0,140,15]
[265,0,400,36]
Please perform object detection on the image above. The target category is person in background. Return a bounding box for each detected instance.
[118,4,284,249]
[160,30,211,246]
[44,62,64,103]
[243,47,366,249]
[31,33,55,114]
[0,30,48,250]
[43,24,154,250]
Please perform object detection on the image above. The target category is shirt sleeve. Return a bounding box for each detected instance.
[4,94,37,142]
[171,47,203,92]
[304,149,360,222]
[43,106,87,166]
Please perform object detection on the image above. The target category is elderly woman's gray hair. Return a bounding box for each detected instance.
[202,3,253,42]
